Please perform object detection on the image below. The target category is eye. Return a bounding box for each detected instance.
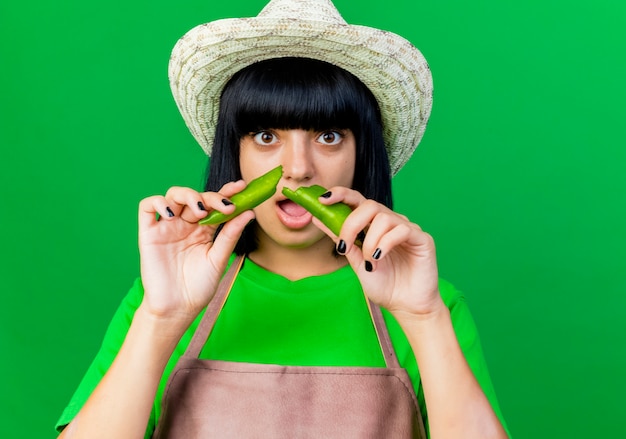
[252,131,278,145]
[317,130,343,145]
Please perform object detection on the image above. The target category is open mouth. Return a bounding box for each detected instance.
[276,198,312,228]
[278,199,308,217]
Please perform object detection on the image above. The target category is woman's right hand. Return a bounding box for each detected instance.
[137,180,254,325]
[58,183,254,439]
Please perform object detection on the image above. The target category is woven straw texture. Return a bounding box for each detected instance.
[169,0,433,175]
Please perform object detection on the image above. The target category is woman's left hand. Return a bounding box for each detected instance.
[313,187,443,317]
[316,188,509,439]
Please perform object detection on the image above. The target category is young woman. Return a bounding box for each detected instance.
[56,1,509,438]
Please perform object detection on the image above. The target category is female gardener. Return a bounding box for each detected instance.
[57,0,510,437]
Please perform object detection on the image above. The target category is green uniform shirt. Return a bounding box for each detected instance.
[56,256,509,437]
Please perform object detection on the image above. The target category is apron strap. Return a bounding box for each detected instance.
[185,255,245,358]
[184,255,401,368]
[366,299,402,369]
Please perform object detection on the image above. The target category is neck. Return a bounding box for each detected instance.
[248,232,347,281]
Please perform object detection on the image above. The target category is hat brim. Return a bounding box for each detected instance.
[169,17,433,175]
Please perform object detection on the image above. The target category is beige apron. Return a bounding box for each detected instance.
[153,256,426,438]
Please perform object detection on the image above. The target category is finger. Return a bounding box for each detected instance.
[366,223,432,272]
[341,237,366,273]
[216,179,247,198]
[317,186,366,209]
[138,195,176,230]
[336,199,388,254]
[311,216,338,241]
[314,187,372,251]
[137,181,249,231]
[161,186,212,223]
[209,209,256,259]
[365,222,414,270]
[357,211,398,261]
[196,180,249,223]
[357,209,413,253]
[159,185,237,225]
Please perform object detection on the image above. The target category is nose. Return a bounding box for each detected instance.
[281,131,314,183]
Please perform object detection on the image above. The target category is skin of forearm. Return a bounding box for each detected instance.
[393,299,508,439]
[59,305,192,439]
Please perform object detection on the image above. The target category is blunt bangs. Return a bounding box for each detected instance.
[207,57,392,255]
[220,57,377,136]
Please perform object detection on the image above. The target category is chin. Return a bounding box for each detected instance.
[258,224,330,251]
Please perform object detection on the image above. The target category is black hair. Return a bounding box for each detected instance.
[205,57,392,254]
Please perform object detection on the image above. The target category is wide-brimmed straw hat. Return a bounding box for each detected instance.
[169,0,433,175]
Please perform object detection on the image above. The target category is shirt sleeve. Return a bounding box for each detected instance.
[384,278,511,438]
[441,279,510,437]
[54,278,156,437]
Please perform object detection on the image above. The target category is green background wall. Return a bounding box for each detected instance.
[1,0,624,437]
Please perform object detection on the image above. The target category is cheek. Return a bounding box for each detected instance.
[238,143,254,181]
[341,139,357,186]
[239,141,282,182]
[331,151,356,187]
[346,158,357,185]
[252,198,278,227]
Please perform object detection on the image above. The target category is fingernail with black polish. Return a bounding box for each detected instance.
[320,191,332,199]
[198,201,206,211]
[166,207,175,218]
[222,198,233,206]
[372,248,382,260]
[337,239,347,254]
[365,261,373,272]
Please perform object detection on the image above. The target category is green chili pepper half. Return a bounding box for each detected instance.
[199,165,283,225]
[282,185,352,237]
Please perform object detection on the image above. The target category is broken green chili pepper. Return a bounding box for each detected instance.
[282,184,352,236]
[199,165,283,225]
